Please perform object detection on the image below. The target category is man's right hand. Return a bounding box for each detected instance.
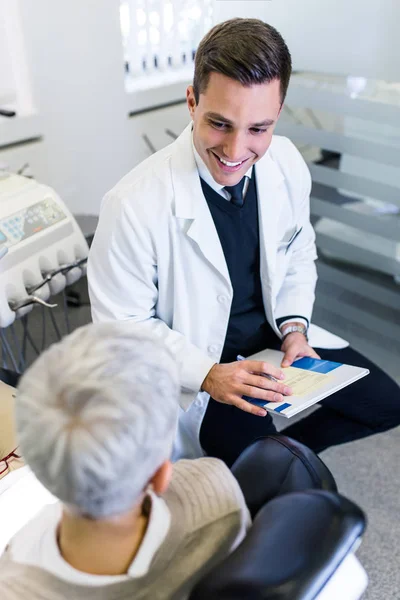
[201,360,293,417]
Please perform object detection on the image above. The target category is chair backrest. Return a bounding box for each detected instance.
[231,435,337,518]
[189,490,367,600]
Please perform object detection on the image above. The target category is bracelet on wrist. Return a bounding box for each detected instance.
[281,324,308,342]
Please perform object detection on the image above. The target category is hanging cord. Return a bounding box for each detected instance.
[62,289,71,334]
[1,330,7,369]
[21,314,40,359]
[165,128,178,140]
[0,329,19,373]
[9,323,26,372]
[49,306,62,341]
[21,315,28,364]
[142,134,156,155]
[41,304,47,352]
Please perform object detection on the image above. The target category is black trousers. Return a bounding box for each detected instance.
[200,346,400,467]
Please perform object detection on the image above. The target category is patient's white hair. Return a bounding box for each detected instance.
[15,322,180,519]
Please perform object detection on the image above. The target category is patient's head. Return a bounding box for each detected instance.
[15,323,180,519]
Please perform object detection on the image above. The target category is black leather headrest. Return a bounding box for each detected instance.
[231,435,337,518]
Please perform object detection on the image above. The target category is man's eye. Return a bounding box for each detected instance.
[210,121,227,129]
[250,128,268,134]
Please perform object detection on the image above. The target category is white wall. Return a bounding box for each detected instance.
[0,12,15,103]
[213,0,271,22]
[214,0,400,81]
[2,0,400,217]
[15,0,134,215]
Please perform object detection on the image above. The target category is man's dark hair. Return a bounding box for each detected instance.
[193,18,292,104]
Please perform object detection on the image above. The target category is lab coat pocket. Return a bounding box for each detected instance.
[278,226,303,255]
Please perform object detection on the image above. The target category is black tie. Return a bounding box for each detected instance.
[224,178,246,207]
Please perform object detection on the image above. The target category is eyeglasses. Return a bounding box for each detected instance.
[0,447,22,476]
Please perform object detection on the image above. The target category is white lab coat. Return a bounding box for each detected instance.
[88,123,345,460]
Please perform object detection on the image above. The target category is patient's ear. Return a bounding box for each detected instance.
[150,461,172,495]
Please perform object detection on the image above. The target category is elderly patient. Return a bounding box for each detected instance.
[0,323,249,600]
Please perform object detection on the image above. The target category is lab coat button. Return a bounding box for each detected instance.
[217,295,227,304]
[195,399,202,408]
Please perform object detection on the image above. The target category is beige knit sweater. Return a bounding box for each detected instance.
[0,458,250,600]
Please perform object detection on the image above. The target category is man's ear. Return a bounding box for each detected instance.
[186,85,197,119]
[150,461,173,495]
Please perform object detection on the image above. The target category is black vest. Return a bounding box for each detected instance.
[200,172,279,363]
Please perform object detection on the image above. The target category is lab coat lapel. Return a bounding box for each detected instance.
[255,152,285,291]
[170,125,231,286]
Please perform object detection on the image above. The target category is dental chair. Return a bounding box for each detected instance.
[190,436,367,600]
[0,388,367,600]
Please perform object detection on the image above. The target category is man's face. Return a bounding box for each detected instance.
[187,72,283,187]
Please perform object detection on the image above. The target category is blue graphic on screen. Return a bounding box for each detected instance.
[292,357,342,374]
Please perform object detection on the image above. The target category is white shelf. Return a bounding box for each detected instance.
[0,114,43,148]
[126,69,192,114]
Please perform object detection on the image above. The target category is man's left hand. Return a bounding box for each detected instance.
[281,332,320,367]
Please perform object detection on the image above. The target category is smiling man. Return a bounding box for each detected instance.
[88,18,400,465]
[188,75,281,185]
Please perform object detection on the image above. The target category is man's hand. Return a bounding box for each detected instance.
[281,332,320,367]
[201,360,293,417]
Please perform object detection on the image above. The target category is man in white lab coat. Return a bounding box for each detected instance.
[88,18,400,465]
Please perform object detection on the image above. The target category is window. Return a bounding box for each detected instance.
[0,0,35,116]
[0,12,16,107]
[120,0,214,90]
